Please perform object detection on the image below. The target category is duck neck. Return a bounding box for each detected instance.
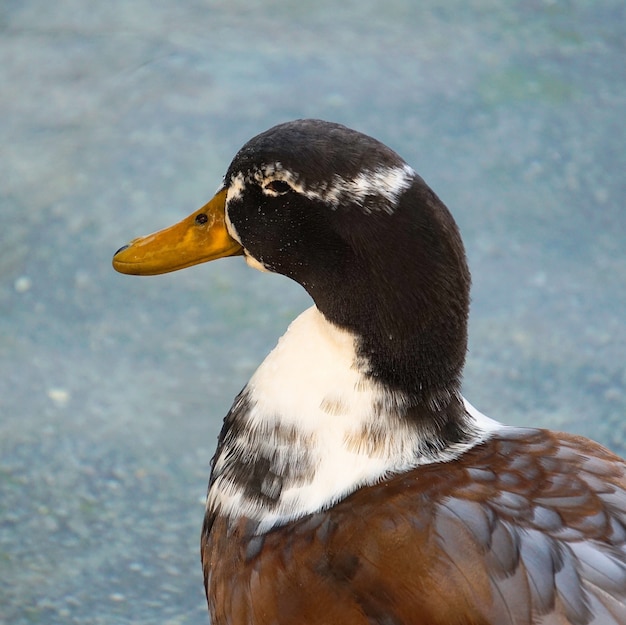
[307,184,471,412]
[206,307,482,532]
[319,285,468,412]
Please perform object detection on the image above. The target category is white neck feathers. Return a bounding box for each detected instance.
[207,306,500,532]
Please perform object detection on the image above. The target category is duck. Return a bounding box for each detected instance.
[113,119,626,625]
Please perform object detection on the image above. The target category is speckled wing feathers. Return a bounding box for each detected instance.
[202,428,626,625]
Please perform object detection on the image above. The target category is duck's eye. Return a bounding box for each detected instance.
[264,180,292,195]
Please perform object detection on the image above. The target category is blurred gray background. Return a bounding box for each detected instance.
[1,1,625,623]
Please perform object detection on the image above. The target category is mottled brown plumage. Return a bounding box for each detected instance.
[203,428,626,625]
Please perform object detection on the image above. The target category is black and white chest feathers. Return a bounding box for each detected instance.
[205,306,499,533]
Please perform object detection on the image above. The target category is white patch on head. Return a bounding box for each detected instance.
[323,163,416,214]
[232,161,415,215]
[256,163,300,197]
[224,180,242,245]
[226,172,246,203]
[206,306,503,533]
[244,254,270,273]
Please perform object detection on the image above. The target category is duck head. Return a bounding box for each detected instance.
[113,119,470,409]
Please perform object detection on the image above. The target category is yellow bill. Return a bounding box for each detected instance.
[112,188,243,276]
